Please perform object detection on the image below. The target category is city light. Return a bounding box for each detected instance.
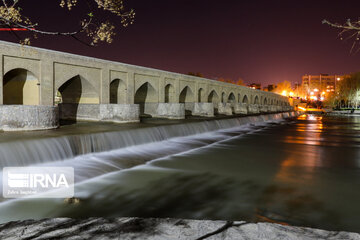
[281,90,287,96]
[289,91,294,97]
[314,88,319,92]
[337,77,341,81]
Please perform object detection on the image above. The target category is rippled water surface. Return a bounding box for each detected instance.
[0,113,360,233]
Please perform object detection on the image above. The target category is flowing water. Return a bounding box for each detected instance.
[0,112,359,233]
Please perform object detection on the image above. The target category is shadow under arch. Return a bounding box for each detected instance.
[208,90,219,103]
[228,92,235,103]
[135,82,157,115]
[242,95,249,104]
[221,92,226,103]
[110,78,126,104]
[179,86,194,115]
[3,68,39,105]
[165,83,175,103]
[254,95,259,104]
[179,86,194,103]
[198,88,205,102]
[58,75,99,123]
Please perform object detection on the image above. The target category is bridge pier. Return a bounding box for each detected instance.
[0,105,59,131]
[217,103,233,115]
[59,104,139,123]
[259,105,269,113]
[247,104,260,114]
[144,103,185,119]
[270,105,277,113]
[192,103,214,117]
[234,103,248,114]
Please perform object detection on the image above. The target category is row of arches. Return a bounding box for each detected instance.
[2,68,289,107]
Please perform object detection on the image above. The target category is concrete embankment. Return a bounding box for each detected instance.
[0,218,358,240]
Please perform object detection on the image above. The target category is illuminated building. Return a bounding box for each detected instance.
[302,74,345,97]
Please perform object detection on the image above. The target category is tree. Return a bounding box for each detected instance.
[217,77,245,85]
[336,72,360,108]
[0,0,135,45]
[272,80,292,96]
[187,72,204,78]
[323,19,360,53]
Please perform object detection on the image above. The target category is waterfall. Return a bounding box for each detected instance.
[0,112,296,168]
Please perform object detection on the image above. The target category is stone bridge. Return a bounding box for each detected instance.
[0,41,291,130]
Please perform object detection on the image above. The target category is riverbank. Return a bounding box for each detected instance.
[0,217,358,240]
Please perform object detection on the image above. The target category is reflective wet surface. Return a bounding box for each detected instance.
[0,114,360,232]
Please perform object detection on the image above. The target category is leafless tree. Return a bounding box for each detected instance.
[323,18,360,53]
[0,0,135,46]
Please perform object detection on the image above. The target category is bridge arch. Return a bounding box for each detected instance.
[221,92,226,103]
[3,68,39,105]
[179,86,194,103]
[135,81,157,106]
[208,90,219,103]
[165,83,176,103]
[57,74,99,104]
[242,95,249,104]
[228,92,235,103]
[254,95,259,104]
[110,78,126,104]
[263,97,268,105]
[198,88,205,102]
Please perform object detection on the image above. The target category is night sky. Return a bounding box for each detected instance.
[2,0,360,86]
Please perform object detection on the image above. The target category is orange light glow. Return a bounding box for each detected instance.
[281,90,287,96]
[298,106,306,111]
[314,89,319,92]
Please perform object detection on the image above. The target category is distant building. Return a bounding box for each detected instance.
[248,83,261,90]
[302,74,345,95]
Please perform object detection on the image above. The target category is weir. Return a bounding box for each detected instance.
[0,41,292,131]
[0,112,297,169]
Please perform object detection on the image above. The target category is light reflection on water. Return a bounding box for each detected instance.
[0,114,360,233]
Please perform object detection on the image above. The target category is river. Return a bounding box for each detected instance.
[0,113,359,233]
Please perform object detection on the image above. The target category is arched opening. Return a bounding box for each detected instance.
[57,75,99,122]
[110,78,126,104]
[254,96,259,104]
[264,98,268,105]
[3,68,39,105]
[221,92,226,103]
[227,92,235,103]
[58,75,99,104]
[179,86,194,103]
[208,90,219,103]
[198,88,205,102]
[242,95,249,104]
[165,84,175,103]
[135,82,157,115]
